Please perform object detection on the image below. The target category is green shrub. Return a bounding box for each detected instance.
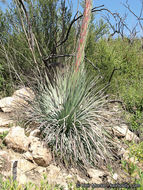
[85,38,143,114]
[129,142,143,162]
[129,111,143,135]
[120,160,143,190]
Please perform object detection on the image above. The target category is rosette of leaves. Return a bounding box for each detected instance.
[24,65,118,170]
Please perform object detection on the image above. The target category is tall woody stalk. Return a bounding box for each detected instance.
[75,0,92,71]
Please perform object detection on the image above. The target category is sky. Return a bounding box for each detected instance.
[70,0,143,37]
[0,0,143,37]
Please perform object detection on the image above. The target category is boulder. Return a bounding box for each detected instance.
[0,88,34,113]
[0,97,15,112]
[0,150,12,178]
[113,124,139,142]
[0,113,15,127]
[46,164,67,188]
[4,126,30,152]
[0,149,45,185]
[29,129,41,137]
[25,136,52,167]
[13,87,34,99]
[46,164,61,179]
[12,87,35,107]
[23,151,33,162]
[4,126,52,166]
[0,150,11,170]
[16,159,44,185]
[0,149,111,189]
[87,168,106,183]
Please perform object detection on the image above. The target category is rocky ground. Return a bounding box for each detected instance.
[0,88,141,189]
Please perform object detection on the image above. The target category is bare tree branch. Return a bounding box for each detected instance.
[123,0,143,34]
[84,57,101,75]
[43,54,75,67]
[56,5,109,48]
[108,67,119,84]
[107,99,126,110]
[124,0,143,20]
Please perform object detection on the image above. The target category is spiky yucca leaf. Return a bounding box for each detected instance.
[25,66,117,169]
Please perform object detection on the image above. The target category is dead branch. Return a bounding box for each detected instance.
[124,0,143,20]
[123,0,143,40]
[108,67,120,84]
[104,12,130,40]
[107,99,126,110]
[84,57,101,75]
[56,5,114,48]
[43,54,75,65]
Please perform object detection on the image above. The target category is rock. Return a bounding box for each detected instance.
[4,126,30,152]
[0,88,34,113]
[0,149,45,185]
[0,113,15,127]
[87,168,105,183]
[76,175,88,184]
[3,126,51,166]
[46,164,64,185]
[29,129,41,137]
[0,97,15,112]
[117,142,127,156]
[46,164,61,178]
[16,159,44,185]
[45,165,91,189]
[26,136,52,167]
[23,151,33,162]
[0,150,12,178]
[0,150,11,170]
[113,124,139,142]
[46,164,70,189]
[113,173,118,180]
[13,87,34,100]
[12,87,35,107]
[0,149,88,189]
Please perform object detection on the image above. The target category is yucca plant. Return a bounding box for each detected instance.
[16,0,118,170]
[23,64,118,170]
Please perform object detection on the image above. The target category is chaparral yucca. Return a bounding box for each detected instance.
[24,65,118,170]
